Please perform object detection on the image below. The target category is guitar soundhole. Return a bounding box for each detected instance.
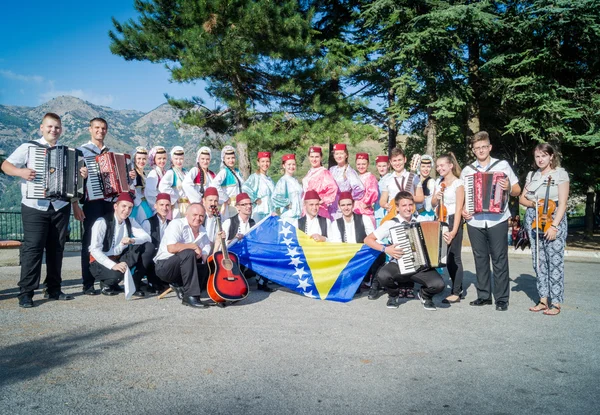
[221,258,234,270]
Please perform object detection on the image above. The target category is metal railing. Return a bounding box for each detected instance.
[0,210,83,242]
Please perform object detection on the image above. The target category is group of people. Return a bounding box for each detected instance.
[1,113,570,315]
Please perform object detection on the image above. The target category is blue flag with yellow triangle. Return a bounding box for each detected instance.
[228,216,381,302]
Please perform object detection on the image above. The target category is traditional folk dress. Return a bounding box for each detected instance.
[145,146,167,210]
[302,166,339,220]
[158,147,188,219]
[329,164,365,219]
[272,174,304,222]
[242,173,275,222]
[211,145,245,219]
[354,171,379,225]
[182,147,216,203]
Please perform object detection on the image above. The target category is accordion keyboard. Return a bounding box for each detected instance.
[26,146,48,199]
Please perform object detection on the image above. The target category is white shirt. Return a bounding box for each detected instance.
[154,218,212,262]
[142,215,169,243]
[78,141,114,203]
[381,170,421,202]
[523,168,569,202]
[145,167,164,208]
[6,137,69,211]
[372,215,412,264]
[460,157,519,228]
[222,215,252,242]
[328,214,375,243]
[293,215,331,239]
[203,214,221,243]
[89,214,151,270]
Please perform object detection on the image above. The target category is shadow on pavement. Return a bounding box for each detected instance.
[0,322,152,389]
[511,273,539,303]
[0,278,82,301]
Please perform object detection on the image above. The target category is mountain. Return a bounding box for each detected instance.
[0,96,223,210]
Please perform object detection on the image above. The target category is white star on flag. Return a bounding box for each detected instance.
[297,278,311,290]
[303,290,317,298]
[283,237,294,246]
[279,225,293,237]
[286,247,299,257]
[288,257,303,267]
[293,267,308,278]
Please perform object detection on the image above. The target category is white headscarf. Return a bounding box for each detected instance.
[170,146,185,159]
[220,145,236,167]
[196,146,212,163]
[148,146,166,168]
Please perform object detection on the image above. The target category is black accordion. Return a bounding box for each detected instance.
[389,221,449,276]
[26,145,84,201]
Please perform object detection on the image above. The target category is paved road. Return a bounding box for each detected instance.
[1,254,598,415]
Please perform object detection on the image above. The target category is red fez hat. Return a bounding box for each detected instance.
[156,193,171,203]
[375,155,389,163]
[116,192,134,204]
[308,146,322,155]
[236,192,251,204]
[304,190,320,201]
[282,153,295,162]
[257,151,271,159]
[333,143,347,151]
[338,191,353,202]
[204,187,219,198]
[356,152,369,161]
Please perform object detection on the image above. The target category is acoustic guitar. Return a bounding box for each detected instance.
[206,206,249,303]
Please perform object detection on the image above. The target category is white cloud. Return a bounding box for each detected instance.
[0,69,45,84]
[39,89,115,106]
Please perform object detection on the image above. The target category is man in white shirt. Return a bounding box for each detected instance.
[365,191,444,311]
[379,146,424,210]
[328,191,375,243]
[89,192,153,296]
[154,203,212,308]
[1,113,83,307]
[142,193,172,293]
[297,190,330,242]
[460,131,521,311]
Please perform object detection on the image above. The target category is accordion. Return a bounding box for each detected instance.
[464,172,509,214]
[85,152,131,200]
[26,145,84,201]
[389,221,448,276]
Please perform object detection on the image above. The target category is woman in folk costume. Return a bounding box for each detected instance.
[211,145,245,219]
[182,146,216,203]
[329,143,365,219]
[242,151,275,222]
[416,154,436,221]
[158,146,189,218]
[272,153,303,222]
[374,155,391,226]
[353,152,379,225]
[130,146,153,223]
[302,146,339,220]
[145,146,168,209]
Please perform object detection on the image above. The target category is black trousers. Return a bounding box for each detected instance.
[18,203,70,299]
[81,200,113,288]
[376,262,444,299]
[466,220,510,303]
[447,215,464,296]
[155,250,207,297]
[89,242,154,290]
[145,249,165,289]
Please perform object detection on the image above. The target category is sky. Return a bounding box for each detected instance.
[0,1,213,112]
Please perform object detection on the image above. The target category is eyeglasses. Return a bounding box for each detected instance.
[473,145,490,152]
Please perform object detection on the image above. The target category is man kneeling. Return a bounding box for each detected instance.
[153,203,212,308]
[364,191,444,310]
[89,192,154,296]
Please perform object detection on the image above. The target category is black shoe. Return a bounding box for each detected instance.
[386,296,399,309]
[44,290,74,301]
[257,282,275,292]
[101,286,119,296]
[496,301,509,311]
[417,290,436,311]
[83,286,98,296]
[182,296,208,308]
[170,284,184,300]
[469,298,492,306]
[133,290,145,298]
[367,281,381,300]
[113,285,125,293]
[18,296,34,308]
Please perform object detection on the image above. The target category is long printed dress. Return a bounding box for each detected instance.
[182,167,216,203]
[329,164,365,219]
[242,173,275,222]
[354,171,379,225]
[131,170,153,223]
[158,167,188,218]
[145,166,165,211]
[272,174,303,222]
[302,167,339,220]
[211,167,245,219]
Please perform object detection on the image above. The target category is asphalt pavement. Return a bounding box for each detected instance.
[0,253,599,415]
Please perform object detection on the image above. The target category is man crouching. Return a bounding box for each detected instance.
[89,192,154,296]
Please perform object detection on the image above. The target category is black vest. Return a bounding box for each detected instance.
[298,215,328,237]
[227,214,255,241]
[147,214,170,252]
[101,213,132,253]
[336,213,367,243]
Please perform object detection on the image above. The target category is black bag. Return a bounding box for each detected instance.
[514,227,530,250]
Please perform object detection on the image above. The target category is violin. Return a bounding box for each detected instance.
[531,176,556,233]
[436,182,448,222]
